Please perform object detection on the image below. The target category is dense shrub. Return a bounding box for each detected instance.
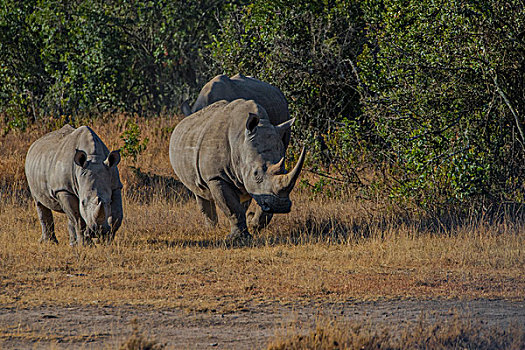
[211,0,525,211]
[359,0,525,210]
[2,0,525,211]
[0,0,224,124]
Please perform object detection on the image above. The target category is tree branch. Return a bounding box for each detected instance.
[492,71,525,151]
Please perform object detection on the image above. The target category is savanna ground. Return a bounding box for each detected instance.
[0,115,524,349]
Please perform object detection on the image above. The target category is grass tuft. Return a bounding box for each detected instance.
[119,319,165,350]
[268,315,525,350]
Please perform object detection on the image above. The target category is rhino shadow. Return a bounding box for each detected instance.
[253,202,525,247]
[143,200,525,249]
[256,217,379,247]
[142,217,374,249]
[145,237,220,249]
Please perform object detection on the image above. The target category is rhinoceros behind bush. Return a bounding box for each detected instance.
[25,125,123,245]
[170,99,305,242]
[181,74,291,148]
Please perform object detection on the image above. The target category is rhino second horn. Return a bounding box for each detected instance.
[268,157,285,175]
[95,202,106,225]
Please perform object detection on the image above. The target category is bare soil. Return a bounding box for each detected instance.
[1,299,524,349]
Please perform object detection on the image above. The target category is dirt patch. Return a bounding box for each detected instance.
[1,299,523,349]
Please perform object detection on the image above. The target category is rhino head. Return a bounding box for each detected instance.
[240,113,306,213]
[73,149,120,239]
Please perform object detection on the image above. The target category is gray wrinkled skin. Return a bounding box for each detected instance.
[25,125,123,245]
[181,74,291,148]
[181,74,294,230]
[170,99,305,241]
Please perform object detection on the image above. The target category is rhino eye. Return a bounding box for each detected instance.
[254,169,263,183]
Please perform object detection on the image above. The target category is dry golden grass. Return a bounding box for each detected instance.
[1,115,524,313]
[268,315,525,350]
[0,326,111,348]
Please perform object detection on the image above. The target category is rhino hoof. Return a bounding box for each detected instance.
[246,207,274,233]
[79,235,95,247]
[225,232,253,247]
[98,232,115,245]
[40,237,58,244]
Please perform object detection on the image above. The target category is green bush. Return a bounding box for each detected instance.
[0,0,48,127]
[0,0,225,121]
[120,119,148,165]
[2,0,525,211]
[359,0,525,210]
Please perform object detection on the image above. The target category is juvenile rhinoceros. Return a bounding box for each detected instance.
[25,125,123,245]
[181,74,291,148]
[170,99,305,241]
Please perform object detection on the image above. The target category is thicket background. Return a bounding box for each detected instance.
[1,0,524,213]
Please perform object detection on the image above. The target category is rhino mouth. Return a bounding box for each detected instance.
[252,194,292,214]
[86,224,111,239]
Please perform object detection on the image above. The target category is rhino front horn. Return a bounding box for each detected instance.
[276,147,306,192]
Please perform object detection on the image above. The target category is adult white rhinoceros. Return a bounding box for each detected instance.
[25,125,123,245]
[181,74,291,148]
[170,99,305,242]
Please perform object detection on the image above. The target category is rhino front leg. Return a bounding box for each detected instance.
[247,205,274,232]
[196,195,218,227]
[242,199,252,211]
[207,180,251,241]
[66,217,90,246]
[56,192,91,246]
[35,201,58,243]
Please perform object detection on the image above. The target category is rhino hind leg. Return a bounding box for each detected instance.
[247,205,274,232]
[35,201,58,243]
[207,179,251,242]
[196,195,218,227]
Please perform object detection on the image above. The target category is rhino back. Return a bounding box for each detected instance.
[230,74,289,125]
[191,75,235,114]
[192,74,289,126]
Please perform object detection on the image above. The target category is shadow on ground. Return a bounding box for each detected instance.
[148,203,525,249]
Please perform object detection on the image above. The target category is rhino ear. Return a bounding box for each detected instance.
[74,149,88,168]
[105,150,121,168]
[275,118,295,138]
[181,100,192,116]
[246,113,259,134]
